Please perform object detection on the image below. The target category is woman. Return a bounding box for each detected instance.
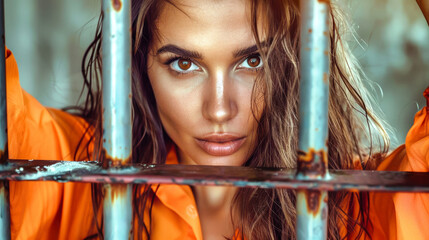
[5,0,429,239]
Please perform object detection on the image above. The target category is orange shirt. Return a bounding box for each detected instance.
[5,47,429,239]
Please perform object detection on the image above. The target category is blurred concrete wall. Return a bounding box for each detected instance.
[5,0,100,108]
[342,0,429,147]
[4,0,429,148]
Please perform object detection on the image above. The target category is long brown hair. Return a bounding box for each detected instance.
[77,0,390,239]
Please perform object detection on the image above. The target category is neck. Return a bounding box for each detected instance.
[194,186,237,240]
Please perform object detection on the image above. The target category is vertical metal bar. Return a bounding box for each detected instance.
[102,0,133,239]
[296,0,330,239]
[0,0,10,239]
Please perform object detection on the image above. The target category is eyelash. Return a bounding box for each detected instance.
[236,54,263,72]
[163,57,200,76]
[163,53,263,75]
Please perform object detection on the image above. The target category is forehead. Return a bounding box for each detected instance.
[153,0,256,52]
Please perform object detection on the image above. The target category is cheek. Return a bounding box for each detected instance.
[147,60,201,139]
[236,73,265,123]
[156,91,196,131]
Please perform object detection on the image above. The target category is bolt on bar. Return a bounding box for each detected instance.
[0,0,10,239]
[102,0,133,239]
[296,0,330,239]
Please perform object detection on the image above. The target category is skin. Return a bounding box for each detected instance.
[146,0,264,238]
[147,0,264,167]
[145,1,429,239]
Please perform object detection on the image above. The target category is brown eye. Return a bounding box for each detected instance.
[170,58,200,73]
[237,54,263,70]
[247,56,261,68]
[178,59,191,70]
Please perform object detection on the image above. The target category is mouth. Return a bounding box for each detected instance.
[195,134,246,156]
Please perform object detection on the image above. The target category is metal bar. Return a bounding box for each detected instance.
[0,0,10,239]
[101,0,132,239]
[297,0,331,239]
[2,160,429,192]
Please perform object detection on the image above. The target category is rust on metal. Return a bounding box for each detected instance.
[317,0,330,4]
[297,148,328,177]
[321,194,328,219]
[111,0,122,11]
[304,190,322,216]
[109,184,128,202]
[3,160,429,192]
[0,181,8,196]
[0,147,7,164]
[101,148,131,169]
[323,72,329,84]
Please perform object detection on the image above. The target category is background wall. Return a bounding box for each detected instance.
[4,0,429,148]
[339,0,429,147]
[5,0,100,108]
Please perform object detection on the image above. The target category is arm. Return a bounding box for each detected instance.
[369,88,429,239]
[5,47,97,239]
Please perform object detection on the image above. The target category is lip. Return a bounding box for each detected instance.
[195,134,246,156]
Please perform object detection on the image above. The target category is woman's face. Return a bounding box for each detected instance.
[147,0,264,166]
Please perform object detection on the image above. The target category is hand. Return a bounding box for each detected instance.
[416,0,429,25]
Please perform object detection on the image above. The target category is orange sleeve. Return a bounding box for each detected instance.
[369,87,429,240]
[5,47,97,239]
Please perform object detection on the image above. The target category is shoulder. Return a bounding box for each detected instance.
[6,47,93,161]
[377,87,429,172]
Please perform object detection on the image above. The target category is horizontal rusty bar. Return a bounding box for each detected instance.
[1,160,429,192]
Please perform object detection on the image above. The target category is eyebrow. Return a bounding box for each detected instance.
[156,44,203,59]
[156,41,269,60]
[233,40,270,58]
[232,44,258,58]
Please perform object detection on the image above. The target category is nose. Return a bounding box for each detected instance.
[202,70,238,124]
